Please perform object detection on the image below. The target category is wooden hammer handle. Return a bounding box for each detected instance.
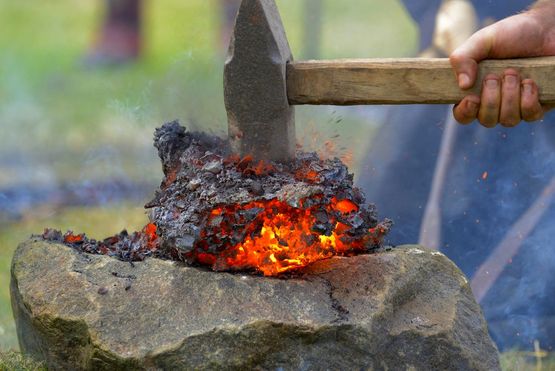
[287,57,555,105]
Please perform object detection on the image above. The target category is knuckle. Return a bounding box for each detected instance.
[525,111,544,122]
[458,116,474,125]
[449,53,465,65]
[522,104,544,122]
[503,94,519,107]
[453,105,464,117]
[499,112,520,126]
[521,100,535,111]
[454,111,472,125]
[479,117,497,128]
[480,122,496,128]
[484,101,499,110]
[500,119,520,127]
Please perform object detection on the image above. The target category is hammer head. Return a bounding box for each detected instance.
[224,0,295,162]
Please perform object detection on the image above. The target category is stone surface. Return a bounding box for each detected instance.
[11,239,500,370]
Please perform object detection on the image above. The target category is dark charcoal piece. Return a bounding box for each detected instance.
[42,229,62,242]
[154,121,191,176]
[250,181,264,196]
[41,223,160,263]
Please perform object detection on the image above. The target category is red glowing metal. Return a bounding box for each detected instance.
[142,223,159,250]
[190,196,386,276]
[63,232,84,244]
[230,155,276,176]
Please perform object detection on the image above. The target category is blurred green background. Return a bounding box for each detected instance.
[0,1,552,369]
[0,0,417,352]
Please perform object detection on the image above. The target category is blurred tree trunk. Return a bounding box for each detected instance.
[302,0,323,59]
[86,0,143,66]
[105,0,141,28]
[219,0,241,53]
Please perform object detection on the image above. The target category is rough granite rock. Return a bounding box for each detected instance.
[11,239,500,370]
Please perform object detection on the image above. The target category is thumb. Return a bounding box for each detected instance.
[449,26,495,90]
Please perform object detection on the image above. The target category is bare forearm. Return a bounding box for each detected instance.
[529,1,555,56]
[531,0,555,15]
[533,0,555,8]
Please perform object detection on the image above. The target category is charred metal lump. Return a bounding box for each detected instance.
[43,121,391,276]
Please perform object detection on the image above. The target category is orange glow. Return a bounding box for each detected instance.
[332,198,359,214]
[64,232,84,244]
[192,197,386,276]
[253,160,275,176]
[142,223,159,250]
[297,169,321,183]
[482,171,488,180]
[229,155,275,176]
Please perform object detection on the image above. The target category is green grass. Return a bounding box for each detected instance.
[0,350,46,371]
[501,350,555,371]
[0,0,417,184]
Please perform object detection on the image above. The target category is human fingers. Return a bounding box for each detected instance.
[450,12,549,91]
[520,79,544,122]
[450,27,495,90]
[453,96,480,125]
[478,75,501,128]
[499,70,521,127]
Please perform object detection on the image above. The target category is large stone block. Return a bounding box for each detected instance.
[11,239,500,370]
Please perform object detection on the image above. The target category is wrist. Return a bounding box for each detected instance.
[528,2,555,54]
[530,1,555,21]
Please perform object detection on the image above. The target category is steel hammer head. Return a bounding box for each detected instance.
[224,0,295,162]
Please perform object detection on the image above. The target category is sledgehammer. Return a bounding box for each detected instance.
[224,0,555,162]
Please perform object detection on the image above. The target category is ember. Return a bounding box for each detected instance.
[41,121,391,276]
[42,223,160,262]
[193,197,386,276]
[150,121,391,275]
